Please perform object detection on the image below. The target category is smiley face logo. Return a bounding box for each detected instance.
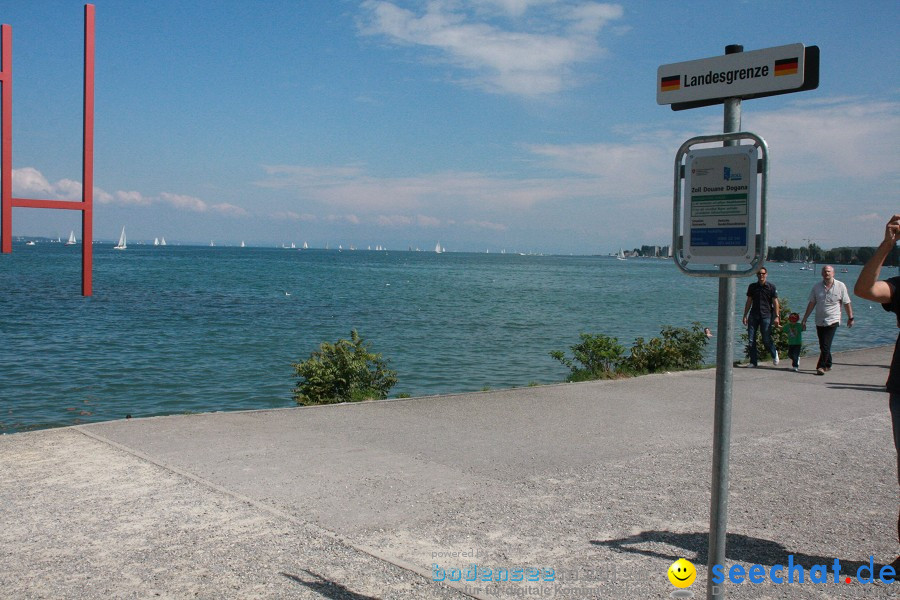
[667,558,697,588]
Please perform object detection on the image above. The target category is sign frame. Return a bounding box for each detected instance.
[672,132,768,278]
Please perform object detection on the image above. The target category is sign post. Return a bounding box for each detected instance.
[661,42,818,600]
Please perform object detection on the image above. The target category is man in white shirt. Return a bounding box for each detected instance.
[801,265,854,375]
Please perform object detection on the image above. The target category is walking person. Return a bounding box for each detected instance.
[802,265,853,375]
[742,267,780,367]
[783,312,803,372]
[852,214,900,570]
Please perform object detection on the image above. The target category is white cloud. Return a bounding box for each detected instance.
[376,214,442,227]
[416,214,442,227]
[212,203,248,217]
[743,99,900,182]
[13,167,140,206]
[256,165,604,213]
[471,0,551,17]
[325,214,361,225]
[526,141,670,196]
[272,211,317,222]
[158,193,248,217]
[359,1,623,97]
[12,167,80,200]
[465,219,508,231]
[114,190,153,206]
[160,192,208,212]
[93,188,114,204]
[376,214,413,227]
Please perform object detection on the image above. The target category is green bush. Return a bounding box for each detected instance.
[292,330,398,406]
[624,322,710,374]
[741,297,806,362]
[551,324,710,382]
[550,333,626,382]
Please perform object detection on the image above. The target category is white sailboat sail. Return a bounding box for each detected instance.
[113,227,127,250]
[65,230,77,245]
[616,248,626,260]
[435,242,442,254]
[160,237,167,246]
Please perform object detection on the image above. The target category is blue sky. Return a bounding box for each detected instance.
[3,0,898,253]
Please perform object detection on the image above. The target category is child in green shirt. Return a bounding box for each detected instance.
[784,312,803,372]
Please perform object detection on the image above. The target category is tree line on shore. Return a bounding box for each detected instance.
[767,243,900,265]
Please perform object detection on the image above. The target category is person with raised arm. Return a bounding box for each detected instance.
[853,214,900,571]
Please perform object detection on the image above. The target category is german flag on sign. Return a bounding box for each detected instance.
[774,57,799,76]
[660,74,680,92]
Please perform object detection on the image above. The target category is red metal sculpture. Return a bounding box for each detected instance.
[1,4,95,296]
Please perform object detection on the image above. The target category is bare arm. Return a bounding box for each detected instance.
[742,296,752,325]
[854,215,900,303]
[801,301,815,331]
[773,297,781,325]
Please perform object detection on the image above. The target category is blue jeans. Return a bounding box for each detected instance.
[747,314,777,365]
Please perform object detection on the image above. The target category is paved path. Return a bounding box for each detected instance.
[2,347,897,599]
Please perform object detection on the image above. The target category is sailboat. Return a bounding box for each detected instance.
[113,227,127,250]
[65,230,77,246]
[435,242,443,254]
[302,241,308,249]
[153,237,159,246]
[160,237,167,246]
[616,248,626,260]
[240,241,245,248]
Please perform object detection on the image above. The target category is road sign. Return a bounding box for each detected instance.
[658,43,815,107]
[672,132,768,276]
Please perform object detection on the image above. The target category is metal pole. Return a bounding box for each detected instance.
[1,24,11,254]
[707,43,742,600]
[81,4,94,296]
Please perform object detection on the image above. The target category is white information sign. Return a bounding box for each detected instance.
[682,145,758,264]
[658,43,805,105]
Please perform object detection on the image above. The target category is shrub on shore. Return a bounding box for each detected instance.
[624,323,709,374]
[550,333,626,381]
[551,322,710,382]
[292,330,398,406]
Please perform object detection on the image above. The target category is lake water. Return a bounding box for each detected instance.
[2,243,895,433]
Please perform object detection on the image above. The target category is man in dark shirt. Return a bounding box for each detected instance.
[742,267,780,367]
[853,214,900,570]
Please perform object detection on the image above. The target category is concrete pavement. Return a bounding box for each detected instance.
[1,346,898,599]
